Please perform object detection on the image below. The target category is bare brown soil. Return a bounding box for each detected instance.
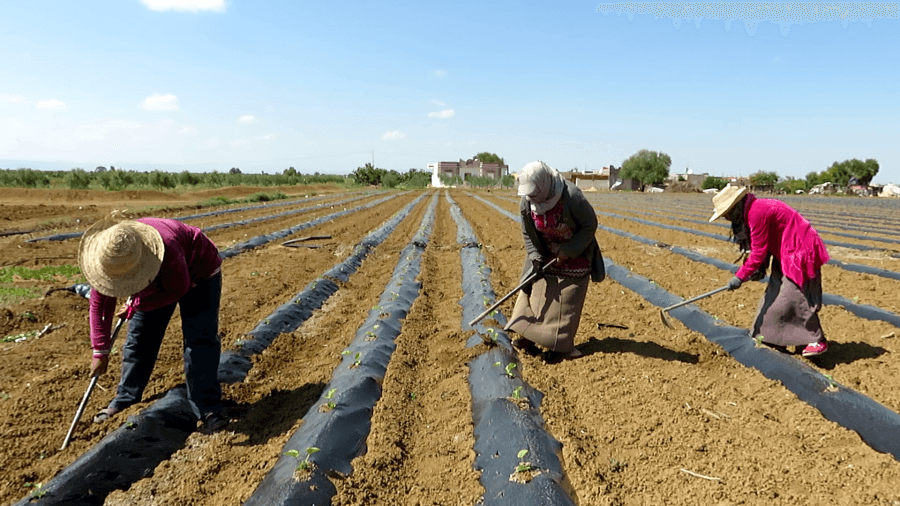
[1,187,899,505]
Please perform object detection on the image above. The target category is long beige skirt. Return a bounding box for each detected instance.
[503,275,589,353]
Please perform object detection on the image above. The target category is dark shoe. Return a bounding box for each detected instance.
[542,349,582,364]
[512,338,536,351]
[202,411,230,433]
[93,407,120,424]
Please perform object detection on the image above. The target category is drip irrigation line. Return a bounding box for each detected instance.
[470,192,900,462]
[14,192,428,506]
[449,192,577,506]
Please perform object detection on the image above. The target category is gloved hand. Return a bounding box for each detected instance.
[91,355,109,377]
[531,258,544,278]
[726,276,743,291]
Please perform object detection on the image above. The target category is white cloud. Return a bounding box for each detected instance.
[433,70,447,77]
[428,109,455,119]
[382,130,406,140]
[255,134,273,141]
[431,99,446,107]
[141,0,226,12]
[239,115,257,124]
[36,99,68,111]
[230,139,249,148]
[1,94,25,104]
[178,126,198,136]
[143,93,180,111]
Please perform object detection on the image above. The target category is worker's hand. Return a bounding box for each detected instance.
[91,355,109,377]
[532,258,544,277]
[726,276,743,291]
[556,251,569,263]
[117,301,136,320]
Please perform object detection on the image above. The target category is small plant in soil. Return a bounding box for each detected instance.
[324,388,337,400]
[21,311,36,322]
[25,482,46,499]
[824,374,839,392]
[285,447,320,475]
[351,352,362,368]
[512,386,523,399]
[483,327,498,344]
[509,449,538,483]
[319,401,336,412]
[609,457,626,472]
[341,350,351,355]
[365,330,377,340]
[505,363,517,378]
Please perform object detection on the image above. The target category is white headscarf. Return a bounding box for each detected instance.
[517,161,565,215]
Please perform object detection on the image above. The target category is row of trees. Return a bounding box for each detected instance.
[0,167,349,191]
[616,149,881,194]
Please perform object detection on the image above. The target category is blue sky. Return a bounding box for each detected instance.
[1,1,898,184]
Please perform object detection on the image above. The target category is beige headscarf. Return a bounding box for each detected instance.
[517,161,565,215]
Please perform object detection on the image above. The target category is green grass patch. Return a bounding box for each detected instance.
[0,265,82,283]
[0,265,84,306]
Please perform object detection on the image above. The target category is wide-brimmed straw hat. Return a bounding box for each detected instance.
[78,218,164,297]
[709,185,749,222]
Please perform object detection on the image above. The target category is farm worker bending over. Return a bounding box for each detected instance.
[710,186,830,357]
[78,215,230,432]
[504,161,605,363]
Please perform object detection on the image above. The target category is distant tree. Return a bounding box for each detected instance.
[749,171,779,187]
[776,177,808,194]
[148,170,176,190]
[381,170,401,188]
[283,167,297,176]
[701,176,727,190]
[499,174,516,188]
[95,166,107,172]
[350,163,387,186]
[834,158,879,186]
[179,170,200,186]
[473,152,505,165]
[229,167,242,175]
[66,168,92,190]
[619,149,672,191]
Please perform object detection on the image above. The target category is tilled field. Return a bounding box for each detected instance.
[2,186,900,506]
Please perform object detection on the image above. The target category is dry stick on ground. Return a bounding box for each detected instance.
[680,468,722,481]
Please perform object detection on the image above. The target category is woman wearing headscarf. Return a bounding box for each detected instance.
[79,215,229,432]
[503,161,604,362]
[710,186,830,356]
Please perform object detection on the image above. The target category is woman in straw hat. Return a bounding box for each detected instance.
[79,215,229,432]
[710,186,830,356]
[503,161,605,362]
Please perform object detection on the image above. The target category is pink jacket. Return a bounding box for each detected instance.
[89,218,222,354]
[735,194,829,286]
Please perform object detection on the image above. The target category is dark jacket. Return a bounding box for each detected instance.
[518,180,605,283]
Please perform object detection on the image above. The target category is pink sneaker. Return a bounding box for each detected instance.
[802,339,828,357]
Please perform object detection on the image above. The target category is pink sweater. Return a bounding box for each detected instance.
[89,218,222,353]
[734,194,829,286]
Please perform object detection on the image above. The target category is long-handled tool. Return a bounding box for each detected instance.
[60,316,126,450]
[468,258,558,328]
[659,286,729,330]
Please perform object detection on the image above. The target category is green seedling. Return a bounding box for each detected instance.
[484,328,498,343]
[25,482,46,498]
[341,350,351,355]
[409,392,417,400]
[824,374,839,390]
[505,363,517,378]
[2,330,37,343]
[1,392,9,400]
[352,352,362,367]
[324,388,337,399]
[515,449,533,473]
[512,386,523,399]
[21,311,37,322]
[493,361,501,367]
[285,447,320,471]
[365,330,376,340]
[609,457,625,472]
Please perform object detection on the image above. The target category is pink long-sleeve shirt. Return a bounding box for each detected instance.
[734,194,829,287]
[89,218,222,354]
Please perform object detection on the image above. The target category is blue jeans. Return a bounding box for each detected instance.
[110,273,224,420]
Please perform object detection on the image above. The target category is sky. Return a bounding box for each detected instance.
[1,1,898,184]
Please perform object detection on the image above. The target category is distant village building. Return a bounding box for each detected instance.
[429,158,509,187]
